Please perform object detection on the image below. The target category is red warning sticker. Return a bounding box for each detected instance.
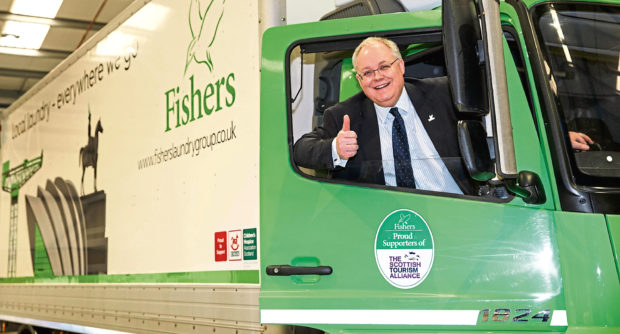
[215,231,227,262]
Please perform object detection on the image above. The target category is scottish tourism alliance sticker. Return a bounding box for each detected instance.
[375,209,434,289]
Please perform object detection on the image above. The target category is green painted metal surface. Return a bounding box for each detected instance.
[605,214,620,280]
[499,1,563,210]
[502,36,555,210]
[554,211,620,329]
[260,9,567,333]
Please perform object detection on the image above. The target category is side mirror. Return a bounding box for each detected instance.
[506,171,546,204]
[442,0,488,115]
[445,0,545,204]
[457,120,494,181]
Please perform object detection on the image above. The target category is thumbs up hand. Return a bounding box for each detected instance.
[336,115,358,159]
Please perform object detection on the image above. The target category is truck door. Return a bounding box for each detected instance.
[260,9,566,333]
[512,1,620,330]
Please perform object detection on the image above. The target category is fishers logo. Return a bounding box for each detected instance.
[185,0,226,74]
[163,0,236,133]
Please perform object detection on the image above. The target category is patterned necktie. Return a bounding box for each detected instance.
[390,107,416,188]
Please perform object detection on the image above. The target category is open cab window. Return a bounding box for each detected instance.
[287,32,485,197]
[286,30,522,201]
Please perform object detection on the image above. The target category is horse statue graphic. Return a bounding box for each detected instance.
[79,112,103,195]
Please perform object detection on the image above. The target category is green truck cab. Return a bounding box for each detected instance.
[259,0,620,333]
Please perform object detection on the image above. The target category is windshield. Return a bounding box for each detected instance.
[533,3,620,182]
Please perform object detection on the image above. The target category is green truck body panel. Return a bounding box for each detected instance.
[608,214,620,277]
[499,1,564,210]
[554,212,620,327]
[260,0,619,332]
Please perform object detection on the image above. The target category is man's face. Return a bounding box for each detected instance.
[355,42,405,107]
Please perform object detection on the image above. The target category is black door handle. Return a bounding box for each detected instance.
[266,265,332,276]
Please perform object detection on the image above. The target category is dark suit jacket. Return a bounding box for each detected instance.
[293,76,472,194]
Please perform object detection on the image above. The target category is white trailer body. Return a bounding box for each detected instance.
[0,0,301,332]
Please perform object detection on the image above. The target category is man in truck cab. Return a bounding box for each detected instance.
[293,36,472,195]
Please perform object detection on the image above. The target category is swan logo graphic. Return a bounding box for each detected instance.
[185,0,226,74]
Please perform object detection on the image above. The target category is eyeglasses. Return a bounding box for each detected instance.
[357,58,400,80]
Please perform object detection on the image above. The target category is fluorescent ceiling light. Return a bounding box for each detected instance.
[549,8,573,65]
[0,0,63,51]
[11,0,63,18]
[0,46,41,56]
[0,21,50,49]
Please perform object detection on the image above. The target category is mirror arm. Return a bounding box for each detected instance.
[504,179,531,200]
[504,171,546,204]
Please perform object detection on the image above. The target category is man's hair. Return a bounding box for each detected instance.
[352,36,401,70]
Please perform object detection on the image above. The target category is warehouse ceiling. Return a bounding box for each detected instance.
[0,0,133,112]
